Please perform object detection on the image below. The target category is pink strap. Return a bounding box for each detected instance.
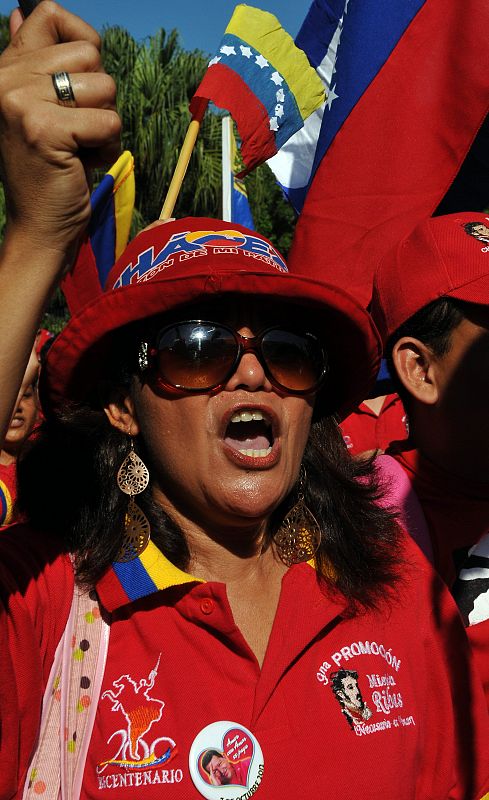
[23,582,109,799]
[375,454,434,563]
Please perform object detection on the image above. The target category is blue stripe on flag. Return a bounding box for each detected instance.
[89,173,117,288]
[311,0,426,176]
[296,0,345,68]
[232,181,254,229]
[217,33,303,149]
[267,0,426,212]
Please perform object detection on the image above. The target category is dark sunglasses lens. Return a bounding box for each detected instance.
[262,330,325,391]
[155,323,237,389]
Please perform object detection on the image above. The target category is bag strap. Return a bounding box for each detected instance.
[23,582,110,800]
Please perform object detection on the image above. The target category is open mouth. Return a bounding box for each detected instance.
[224,409,274,458]
[9,417,24,429]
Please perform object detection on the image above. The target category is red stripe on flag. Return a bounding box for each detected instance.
[62,238,104,315]
[190,64,277,172]
[290,0,489,307]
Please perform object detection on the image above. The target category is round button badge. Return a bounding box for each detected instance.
[189,721,264,799]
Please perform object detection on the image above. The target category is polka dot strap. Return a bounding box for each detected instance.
[23,583,110,799]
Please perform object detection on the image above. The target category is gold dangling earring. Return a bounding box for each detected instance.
[115,438,151,562]
[274,467,322,567]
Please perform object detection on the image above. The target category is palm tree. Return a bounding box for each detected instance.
[102,26,223,227]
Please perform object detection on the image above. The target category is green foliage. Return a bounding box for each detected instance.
[102,26,224,226]
[0,16,296,332]
[41,288,70,336]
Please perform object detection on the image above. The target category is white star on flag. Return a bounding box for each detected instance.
[209,56,221,66]
[276,88,285,103]
[275,104,284,118]
[270,72,283,86]
[220,45,236,56]
[240,45,253,58]
[326,84,339,109]
[269,117,279,131]
[255,54,269,69]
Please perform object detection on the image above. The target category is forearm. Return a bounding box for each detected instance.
[0,1,120,440]
[0,226,68,437]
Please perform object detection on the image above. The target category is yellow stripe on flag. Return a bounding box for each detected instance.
[108,151,136,261]
[226,5,325,122]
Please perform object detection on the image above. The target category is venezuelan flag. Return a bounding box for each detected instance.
[62,151,135,315]
[222,116,254,228]
[190,5,325,175]
[287,0,489,308]
[89,150,135,288]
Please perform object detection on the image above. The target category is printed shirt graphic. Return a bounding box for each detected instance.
[318,642,415,739]
[98,655,177,772]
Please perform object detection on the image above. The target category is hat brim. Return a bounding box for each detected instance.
[41,270,381,419]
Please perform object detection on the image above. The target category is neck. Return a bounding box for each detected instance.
[187,525,282,585]
[362,395,387,416]
[152,484,278,583]
[0,449,16,466]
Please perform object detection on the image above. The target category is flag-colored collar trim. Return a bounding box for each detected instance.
[97,540,204,612]
[95,538,322,612]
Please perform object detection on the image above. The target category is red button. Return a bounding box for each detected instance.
[200,598,215,615]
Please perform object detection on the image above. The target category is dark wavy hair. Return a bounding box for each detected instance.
[17,401,401,612]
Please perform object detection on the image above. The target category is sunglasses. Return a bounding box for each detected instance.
[138,320,328,395]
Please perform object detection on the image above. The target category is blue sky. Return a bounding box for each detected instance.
[0,1,309,54]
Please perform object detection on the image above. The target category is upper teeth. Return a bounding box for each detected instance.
[230,410,269,424]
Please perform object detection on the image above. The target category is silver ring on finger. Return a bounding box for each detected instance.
[52,71,77,108]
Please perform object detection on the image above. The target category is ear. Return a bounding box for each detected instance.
[104,387,141,435]
[391,337,439,405]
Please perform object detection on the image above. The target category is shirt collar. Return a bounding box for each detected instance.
[96,539,204,612]
[96,540,321,613]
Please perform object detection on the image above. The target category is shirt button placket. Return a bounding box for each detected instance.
[200,597,215,615]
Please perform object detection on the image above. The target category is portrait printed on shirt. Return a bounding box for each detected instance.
[189,721,264,800]
[330,669,373,730]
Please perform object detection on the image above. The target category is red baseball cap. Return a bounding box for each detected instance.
[372,212,489,345]
[41,217,381,418]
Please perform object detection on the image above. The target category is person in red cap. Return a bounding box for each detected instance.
[0,6,488,800]
[372,210,489,707]
[372,211,489,579]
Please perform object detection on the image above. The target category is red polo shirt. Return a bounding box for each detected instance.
[0,525,488,799]
[340,393,408,456]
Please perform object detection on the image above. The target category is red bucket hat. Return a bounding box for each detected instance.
[372,212,489,345]
[41,217,381,418]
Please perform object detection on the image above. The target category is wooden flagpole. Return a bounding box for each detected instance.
[159,99,209,220]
